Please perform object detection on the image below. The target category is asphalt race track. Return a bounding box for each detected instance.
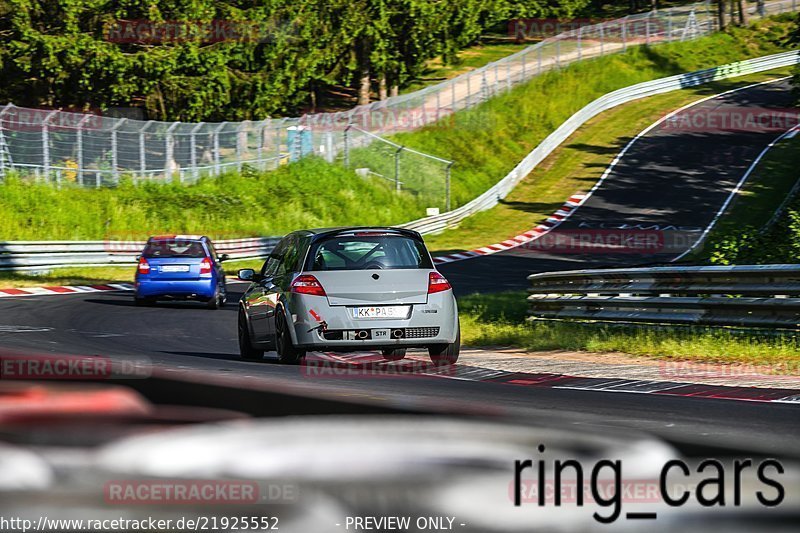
[1,78,798,455]
[440,78,797,295]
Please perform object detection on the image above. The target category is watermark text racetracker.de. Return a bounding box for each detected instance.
[104,479,297,505]
[104,19,293,44]
[663,107,800,133]
[519,229,701,255]
[0,353,150,380]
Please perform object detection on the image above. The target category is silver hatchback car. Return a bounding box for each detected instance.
[237,227,460,365]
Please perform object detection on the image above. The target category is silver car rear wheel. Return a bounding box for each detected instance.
[381,348,406,361]
[238,309,264,361]
[428,322,460,365]
[275,311,305,365]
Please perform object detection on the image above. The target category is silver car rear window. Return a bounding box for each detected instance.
[306,235,432,271]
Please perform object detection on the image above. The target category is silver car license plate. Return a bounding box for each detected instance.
[351,306,409,319]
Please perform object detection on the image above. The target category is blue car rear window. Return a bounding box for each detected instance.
[143,240,206,258]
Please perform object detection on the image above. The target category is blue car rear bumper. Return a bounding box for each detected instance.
[135,278,216,299]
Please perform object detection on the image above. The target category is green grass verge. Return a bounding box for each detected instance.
[458,291,800,370]
[0,158,428,240]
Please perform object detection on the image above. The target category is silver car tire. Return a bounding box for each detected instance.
[275,311,305,365]
[381,348,406,361]
[238,309,264,361]
[428,321,460,366]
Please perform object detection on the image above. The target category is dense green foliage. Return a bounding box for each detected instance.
[0,0,593,120]
[710,203,800,265]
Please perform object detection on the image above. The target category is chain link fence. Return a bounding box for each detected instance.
[0,0,797,209]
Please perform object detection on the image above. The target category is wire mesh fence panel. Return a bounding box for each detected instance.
[0,0,796,193]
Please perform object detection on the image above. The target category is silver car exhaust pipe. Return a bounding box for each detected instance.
[356,330,369,339]
[392,329,404,339]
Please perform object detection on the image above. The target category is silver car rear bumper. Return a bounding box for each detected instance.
[287,292,459,349]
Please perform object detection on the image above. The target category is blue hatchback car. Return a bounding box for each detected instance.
[134,235,228,309]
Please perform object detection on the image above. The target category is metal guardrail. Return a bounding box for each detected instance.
[0,237,281,271]
[401,49,800,234]
[528,264,800,329]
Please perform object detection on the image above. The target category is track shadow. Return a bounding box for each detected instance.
[85,298,239,312]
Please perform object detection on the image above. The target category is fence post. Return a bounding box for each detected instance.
[343,124,351,168]
[0,104,12,179]
[236,121,248,172]
[190,122,204,181]
[256,120,266,169]
[622,17,627,51]
[139,120,153,182]
[213,122,226,176]
[165,122,179,182]
[555,37,560,68]
[445,162,454,212]
[538,45,542,74]
[668,8,673,41]
[75,114,91,186]
[110,118,126,185]
[599,23,605,55]
[275,120,283,165]
[42,110,57,183]
[394,146,403,192]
